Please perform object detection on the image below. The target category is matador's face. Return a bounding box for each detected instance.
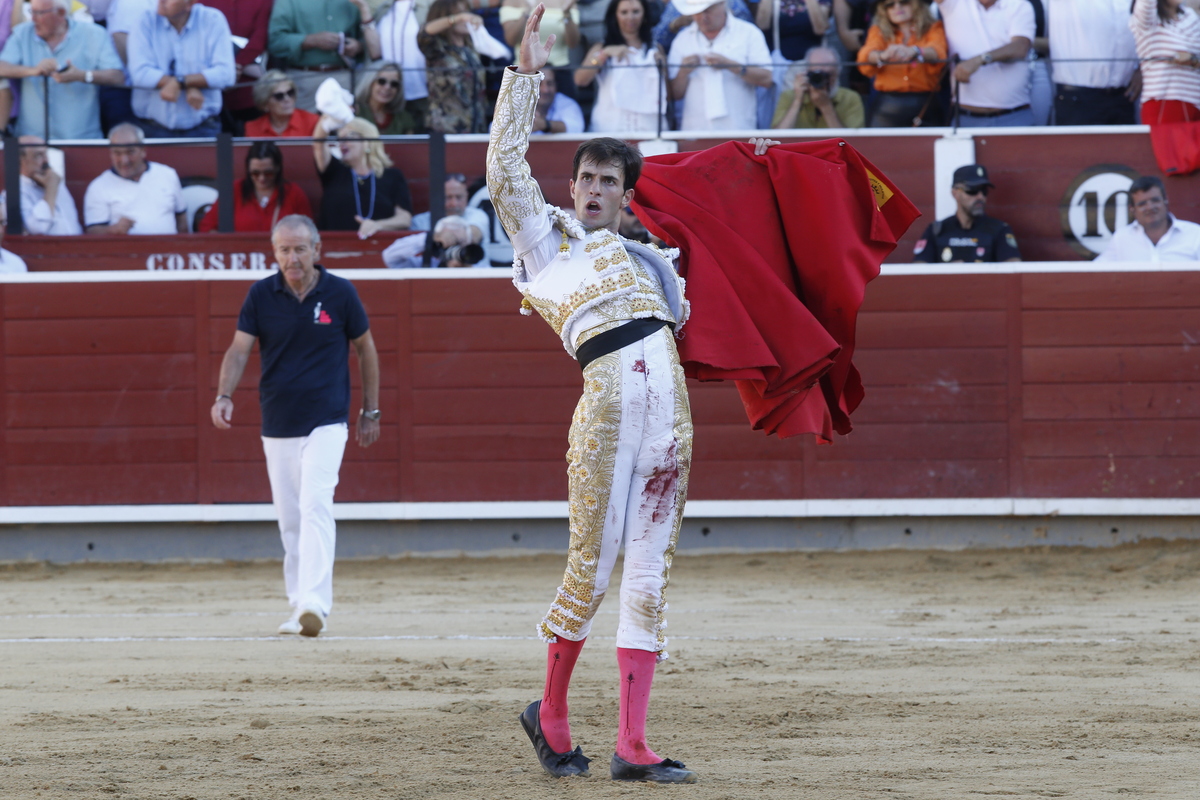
[569,159,635,233]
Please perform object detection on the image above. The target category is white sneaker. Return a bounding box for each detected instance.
[278,613,302,635]
[298,607,325,637]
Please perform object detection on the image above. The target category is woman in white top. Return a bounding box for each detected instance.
[574,0,667,132]
[1131,0,1200,122]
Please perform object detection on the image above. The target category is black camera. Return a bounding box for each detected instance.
[440,242,486,267]
[806,70,830,90]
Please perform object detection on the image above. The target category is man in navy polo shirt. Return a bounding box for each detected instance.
[211,214,381,638]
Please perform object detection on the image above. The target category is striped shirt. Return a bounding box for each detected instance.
[1130,0,1200,105]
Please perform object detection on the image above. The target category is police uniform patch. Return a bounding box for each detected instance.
[1005,233,1017,249]
[941,247,952,262]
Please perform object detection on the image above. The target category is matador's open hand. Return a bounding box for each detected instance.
[518,3,555,74]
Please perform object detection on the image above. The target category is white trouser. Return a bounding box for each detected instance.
[261,422,349,617]
[540,327,693,659]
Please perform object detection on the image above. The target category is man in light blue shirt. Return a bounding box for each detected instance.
[0,0,124,140]
[128,0,235,137]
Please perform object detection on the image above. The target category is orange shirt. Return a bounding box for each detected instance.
[243,108,320,138]
[857,21,948,94]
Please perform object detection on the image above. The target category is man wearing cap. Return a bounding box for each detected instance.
[667,0,773,131]
[913,164,1021,263]
[936,0,1036,127]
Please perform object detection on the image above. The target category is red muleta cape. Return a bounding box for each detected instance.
[632,139,919,443]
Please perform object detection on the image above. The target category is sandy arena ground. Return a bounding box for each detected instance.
[1,541,1198,799]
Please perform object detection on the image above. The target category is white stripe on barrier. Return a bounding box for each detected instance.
[0,497,1196,525]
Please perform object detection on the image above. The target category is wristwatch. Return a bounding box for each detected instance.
[361,408,381,421]
[85,70,94,83]
[980,51,993,65]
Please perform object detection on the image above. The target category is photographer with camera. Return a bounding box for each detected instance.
[382,214,488,268]
[771,45,863,128]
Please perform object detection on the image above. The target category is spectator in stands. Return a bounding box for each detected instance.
[313,116,414,236]
[913,164,1021,262]
[1130,0,1200,123]
[0,0,124,140]
[652,0,753,50]
[102,0,156,134]
[832,0,870,53]
[431,216,487,266]
[756,0,829,70]
[245,71,320,137]
[0,203,29,272]
[772,46,863,128]
[15,134,81,235]
[574,0,668,133]
[203,0,274,126]
[377,0,432,132]
[411,173,487,242]
[127,0,236,138]
[936,0,1035,127]
[419,0,489,132]
[84,122,186,234]
[1049,0,1140,126]
[500,0,579,94]
[857,0,947,127]
[268,0,381,112]
[355,62,419,133]
[1096,175,1200,261]
[529,66,584,133]
[382,214,487,268]
[668,0,773,131]
[198,142,314,233]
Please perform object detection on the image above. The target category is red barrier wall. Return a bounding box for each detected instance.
[2,271,1197,506]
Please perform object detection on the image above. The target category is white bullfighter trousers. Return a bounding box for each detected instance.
[539,326,693,659]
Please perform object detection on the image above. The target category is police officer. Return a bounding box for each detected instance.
[913,164,1021,263]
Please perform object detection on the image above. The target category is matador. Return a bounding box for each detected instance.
[486,3,781,785]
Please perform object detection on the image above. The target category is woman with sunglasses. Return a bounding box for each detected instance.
[354,63,419,135]
[245,71,320,138]
[313,117,414,238]
[857,0,946,126]
[198,141,313,233]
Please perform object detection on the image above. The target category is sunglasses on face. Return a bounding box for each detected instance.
[249,169,278,178]
[959,185,988,197]
[882,0,910,8]
[375,78,401,89]
[270,87,297,102]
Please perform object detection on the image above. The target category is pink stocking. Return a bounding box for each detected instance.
[540,636,585,752]
[616,647,661,764]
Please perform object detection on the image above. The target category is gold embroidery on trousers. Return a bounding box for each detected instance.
[541,351,623,640]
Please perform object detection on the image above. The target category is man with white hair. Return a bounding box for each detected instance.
[770,46,864,129]
[667,0,772,131]
[0,0,124,139]
[83,122,186,235]
[14,135,82,235]
[212,215,381,638]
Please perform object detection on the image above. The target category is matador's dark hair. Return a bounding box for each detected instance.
[572,138,642,192]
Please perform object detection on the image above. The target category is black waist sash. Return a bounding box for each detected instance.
[575,318,672,371]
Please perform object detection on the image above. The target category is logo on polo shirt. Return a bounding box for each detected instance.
[314,302,332,325]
